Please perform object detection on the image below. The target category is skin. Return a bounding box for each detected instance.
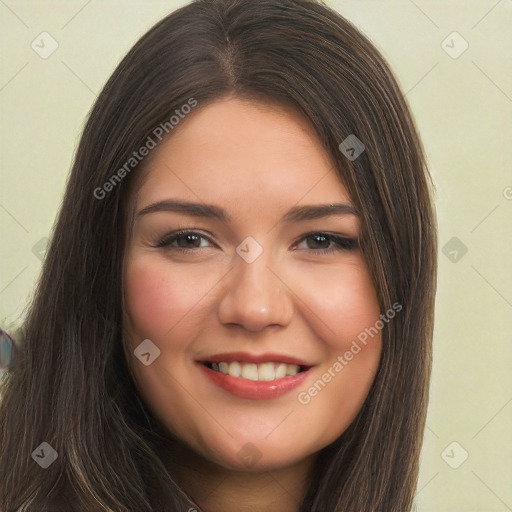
[122,96,382,511]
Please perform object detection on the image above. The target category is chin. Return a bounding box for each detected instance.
[188,429,319,473]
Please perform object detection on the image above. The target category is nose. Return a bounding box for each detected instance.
[217,250,294,332]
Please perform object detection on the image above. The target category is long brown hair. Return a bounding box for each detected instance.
[0,0,437,510]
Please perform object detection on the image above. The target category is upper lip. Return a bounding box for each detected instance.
[197,352,313,367]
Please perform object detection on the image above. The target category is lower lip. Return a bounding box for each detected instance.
[199,363,313,400]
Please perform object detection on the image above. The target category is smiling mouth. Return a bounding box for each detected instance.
[202,361,310,382]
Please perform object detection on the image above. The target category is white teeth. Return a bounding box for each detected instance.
[228,361,241,377]
[275,363,287,379]
[241,363,259,381]
[258,362,275,381]
[209,361,303,381]
[286,364,300,376]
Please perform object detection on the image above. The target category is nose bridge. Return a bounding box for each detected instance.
[217,243,292,331]
[236,249,275,300]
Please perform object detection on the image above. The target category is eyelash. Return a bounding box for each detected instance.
[154,230,358,255]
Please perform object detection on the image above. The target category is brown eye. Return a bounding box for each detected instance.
[305,234,331,250]
[175,233,203,248]
[295,232,358,253]
[155,231,213,250]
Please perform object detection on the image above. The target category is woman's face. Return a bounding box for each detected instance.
[123,97,382,472]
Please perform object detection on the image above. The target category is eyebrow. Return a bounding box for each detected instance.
[136,199,358,224]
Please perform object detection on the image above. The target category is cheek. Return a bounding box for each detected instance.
[291,258,382,418]
[324,263,383,392]
[294,258,381,344]
[123,257,200,340]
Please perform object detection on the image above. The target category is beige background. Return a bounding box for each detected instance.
[1,1,511,510]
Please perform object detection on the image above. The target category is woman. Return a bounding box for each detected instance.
[0,0,437,510]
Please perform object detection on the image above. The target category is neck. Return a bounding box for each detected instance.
[163,437,316,512]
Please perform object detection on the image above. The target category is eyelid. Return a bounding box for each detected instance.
[154,229,216,249]
[154,229,358,253]
[292,231,359,252]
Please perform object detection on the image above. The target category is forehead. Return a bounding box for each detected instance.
[133,97,351,211]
